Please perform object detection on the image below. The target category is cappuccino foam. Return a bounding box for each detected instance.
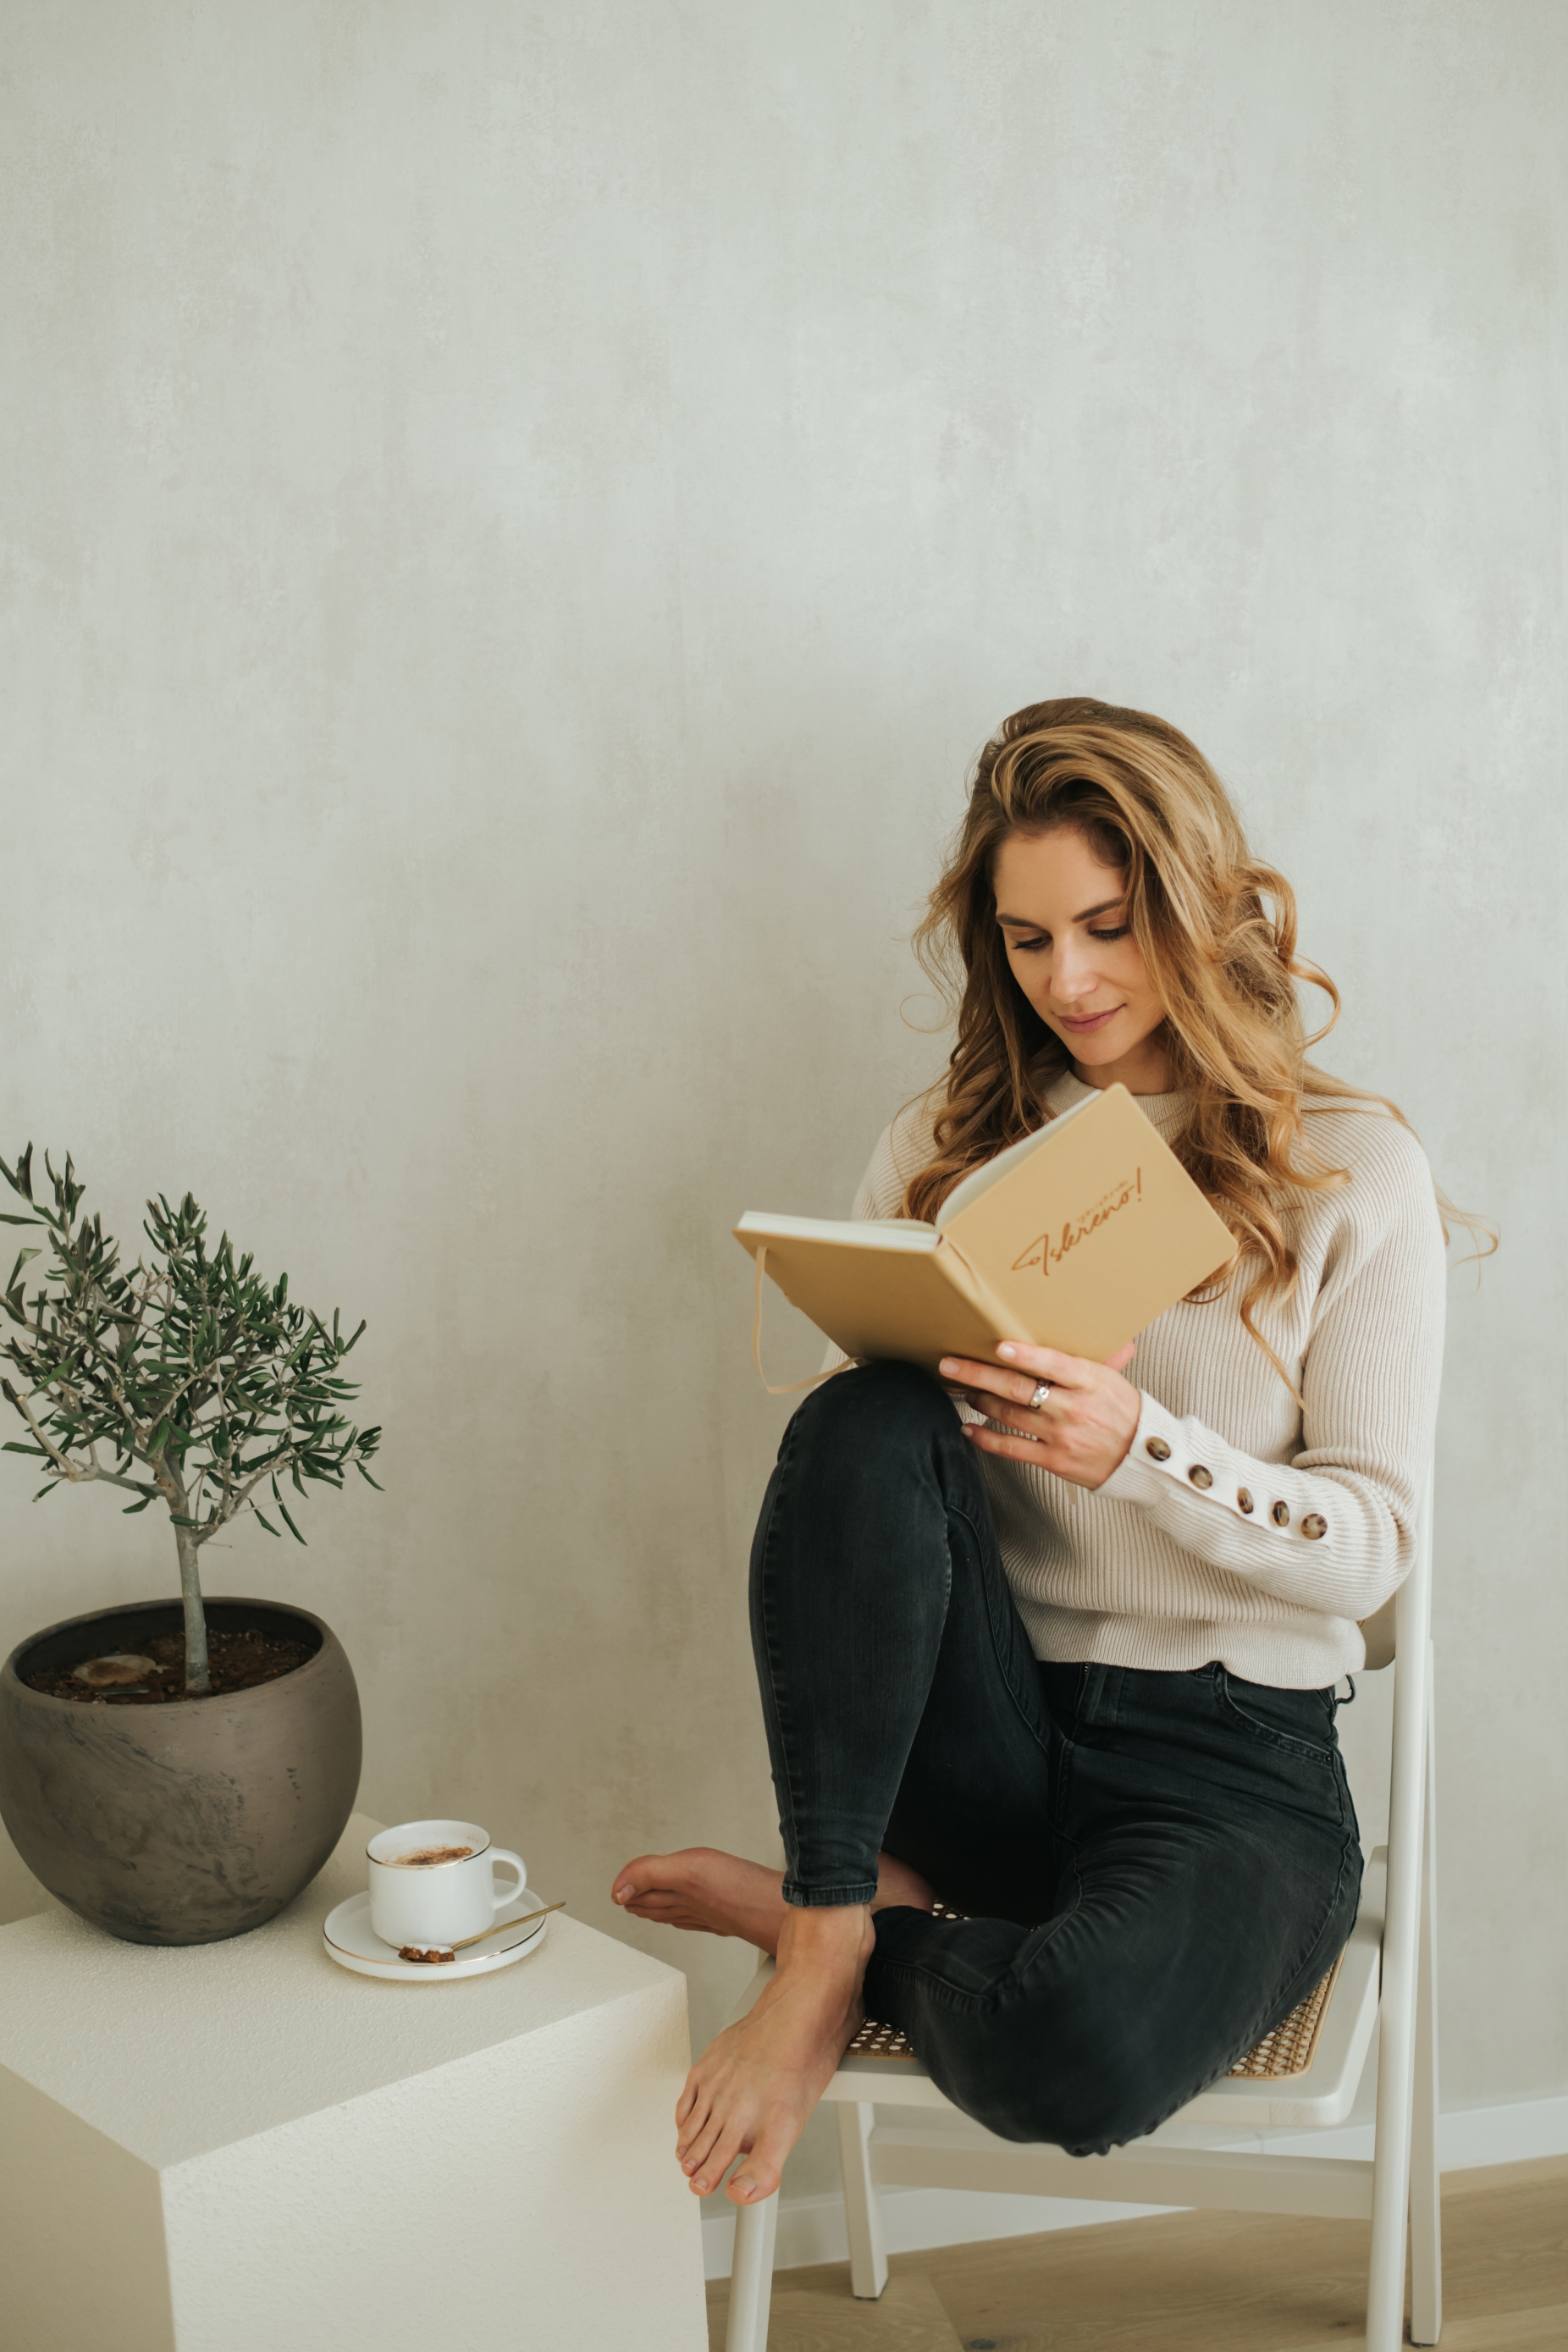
[391,1843,475,1867]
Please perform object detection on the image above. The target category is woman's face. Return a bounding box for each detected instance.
[991,825,1173,1092]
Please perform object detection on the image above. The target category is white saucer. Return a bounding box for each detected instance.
[323,1885,550,1981]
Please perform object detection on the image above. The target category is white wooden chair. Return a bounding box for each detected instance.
[723,1470,1439,2352]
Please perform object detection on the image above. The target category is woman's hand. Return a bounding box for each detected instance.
[938,1339,1142,1491]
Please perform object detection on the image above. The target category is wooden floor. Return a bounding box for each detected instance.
[704,2156,1568,2350]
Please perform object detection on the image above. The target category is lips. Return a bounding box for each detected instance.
[1055,1005,1122,1034]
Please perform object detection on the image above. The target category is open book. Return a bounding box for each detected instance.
[734,1083,1236,1375]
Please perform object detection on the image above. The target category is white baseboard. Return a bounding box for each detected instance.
[1207,2092,1568,2171]
[700,2093,1568,2282]
[703,2179,1177,2280]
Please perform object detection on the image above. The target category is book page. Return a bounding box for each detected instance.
[734,1219,1013,1372]
[733,1212,936,1252]
[934,1088,1098,1231]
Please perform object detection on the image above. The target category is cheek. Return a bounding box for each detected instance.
[1116,949,1161,1018]
[1101,935,1145,985]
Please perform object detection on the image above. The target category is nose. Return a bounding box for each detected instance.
[1050,935,1097,1007]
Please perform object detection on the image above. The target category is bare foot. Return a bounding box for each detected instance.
[610,1848,941,2205]
[874,1852,937,1915]
[610,1847,936,1952]
[674,1902,875,2204]
[611,1847,792,1949]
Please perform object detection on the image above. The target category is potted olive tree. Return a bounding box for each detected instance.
[0,1146,381,1945]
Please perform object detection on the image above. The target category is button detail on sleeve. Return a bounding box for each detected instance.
[1145,1437,1172,1462]
[1237,1487,1255,1515]
[1271,1501,1290,1527]
[1188,1465,1213,1489]
[1302,1513,1328,1541]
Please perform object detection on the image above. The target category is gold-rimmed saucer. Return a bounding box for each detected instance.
[323,1885,550,1981]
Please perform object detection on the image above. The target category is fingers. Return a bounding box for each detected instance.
[941,1361,1052,1413]
[941,1344,1098,1408]
[960,1372,1142,1490]
[938,1357,1008,1405]
[948,1379,1066,1430]
[962,1421,1057,1466]
[941,1347,1070,1390]
[994,1343,1089,1383]
[977,1389,1055,1429]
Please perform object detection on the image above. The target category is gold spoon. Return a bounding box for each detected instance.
[397,1899,565,1963]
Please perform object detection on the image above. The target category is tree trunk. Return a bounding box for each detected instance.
[175,1521,210,1694]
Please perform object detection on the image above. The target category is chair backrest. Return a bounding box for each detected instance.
[1382,1461,1434,1880]
[1358,1459,1434,1674]
[1360,1593,1398,1671]
[1367,1461,1434,2187]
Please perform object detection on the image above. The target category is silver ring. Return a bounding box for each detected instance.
[1028,1380,1052,1411]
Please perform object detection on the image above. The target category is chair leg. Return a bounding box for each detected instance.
[836,2101,889,2300]
[1409,1684,1443,2345]
[725,2190,779,2352]
[1366,1626,1433,2352]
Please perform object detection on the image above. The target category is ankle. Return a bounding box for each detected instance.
[776,1901,873,1976]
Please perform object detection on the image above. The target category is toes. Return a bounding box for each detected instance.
[676,2070,709,2133]
[682,2117,728,2182]
[676,2060,719,2135]
[687,2118,748,2197]
[624,1894,725,1937]
[612,1853,671,1905]
[726,2109,794,2205]
[678,2112,718,2174]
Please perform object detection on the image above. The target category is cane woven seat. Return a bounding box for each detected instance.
[846,1907,1344,2081]
[1224,1949,1343,2078]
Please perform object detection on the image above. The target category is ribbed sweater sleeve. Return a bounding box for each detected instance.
[1096,1114,1447,1622]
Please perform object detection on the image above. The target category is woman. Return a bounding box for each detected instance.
[614,697,1451,2211]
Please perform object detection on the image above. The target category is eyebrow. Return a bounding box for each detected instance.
[996,897,1124,929]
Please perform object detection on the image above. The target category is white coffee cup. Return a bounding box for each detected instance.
[367,1819,527,1951]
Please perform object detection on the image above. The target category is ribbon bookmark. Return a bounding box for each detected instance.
[751,1245,836,1396]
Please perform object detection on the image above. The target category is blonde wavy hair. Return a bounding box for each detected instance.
[904,697,1484,1389]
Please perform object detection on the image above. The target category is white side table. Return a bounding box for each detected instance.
[0,1813,706,2351]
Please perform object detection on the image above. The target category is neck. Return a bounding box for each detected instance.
[1070,1035,1176,1095]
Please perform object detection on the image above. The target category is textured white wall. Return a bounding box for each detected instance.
[1,1,1563,2223]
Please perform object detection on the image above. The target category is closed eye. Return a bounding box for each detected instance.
[1008,924,1130,952]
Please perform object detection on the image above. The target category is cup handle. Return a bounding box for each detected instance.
[490,1850,527,1912]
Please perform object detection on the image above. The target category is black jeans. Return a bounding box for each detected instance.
[748,1361,1361,2157]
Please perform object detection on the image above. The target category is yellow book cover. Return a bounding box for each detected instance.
[734,1085,1235,1376]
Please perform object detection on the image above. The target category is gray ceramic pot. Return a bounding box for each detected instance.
[0,1595,362,1946]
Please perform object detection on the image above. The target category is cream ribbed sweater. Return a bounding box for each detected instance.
[846,1071,1448,1688]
